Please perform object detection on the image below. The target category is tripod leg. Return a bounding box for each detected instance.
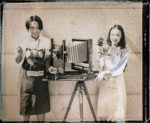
[79,86,84,122]
[83,82,97,122]
[63,82,78,121]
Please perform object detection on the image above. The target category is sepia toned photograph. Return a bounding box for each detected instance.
[1,1,143,122]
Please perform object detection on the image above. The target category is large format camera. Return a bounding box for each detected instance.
[22,38,96,80]
[46,39,95,80]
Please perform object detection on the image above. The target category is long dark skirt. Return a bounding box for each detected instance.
[20,73,50,115]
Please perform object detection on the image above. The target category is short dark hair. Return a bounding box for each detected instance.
[25,15,43,31]
[106,24,126,49]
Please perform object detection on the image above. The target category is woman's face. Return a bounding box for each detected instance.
[110,28,122,46]
[29,21,41,40]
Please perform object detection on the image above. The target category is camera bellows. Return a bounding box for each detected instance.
[66,41,87,63]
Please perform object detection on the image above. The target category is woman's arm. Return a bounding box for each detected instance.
[109,48,130,76]
[95,70,110,81]
[95,48,130,81]
[15,37,26,64]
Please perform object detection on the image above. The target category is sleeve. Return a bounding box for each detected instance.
[15,37,25,64]
[96,56,104,68]
[109,48,130,77]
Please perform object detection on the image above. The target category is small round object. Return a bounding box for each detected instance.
[48,66,57,74]
[32,49,38,56]
[26,50,31,58]
[38,50,44,58]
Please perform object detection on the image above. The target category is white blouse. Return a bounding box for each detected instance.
[15,34,51,65]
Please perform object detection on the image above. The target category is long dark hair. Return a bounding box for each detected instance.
[106,24,126,49]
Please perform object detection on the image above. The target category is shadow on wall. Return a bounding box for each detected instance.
[126,36,141,54]
[41,30,51,39]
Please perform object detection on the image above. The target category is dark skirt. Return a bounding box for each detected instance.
[20,72,50,115]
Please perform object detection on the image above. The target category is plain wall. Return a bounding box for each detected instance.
[2,2,142,121]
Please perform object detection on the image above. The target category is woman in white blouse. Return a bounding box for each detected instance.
[15,15,51,123]
[95,24,130,121]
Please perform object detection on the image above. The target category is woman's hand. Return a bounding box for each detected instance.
[95,72,104,81]
[95,70,110,81]
[15,46,23,64]
[16,46,23,56]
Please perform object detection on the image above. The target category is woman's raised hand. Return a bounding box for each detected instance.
[15,46,23,63]
[17,46,23,56]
